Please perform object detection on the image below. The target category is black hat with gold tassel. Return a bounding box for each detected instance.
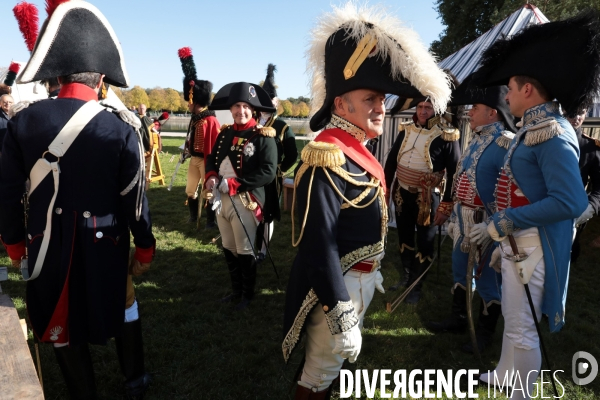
[178,47,212,107]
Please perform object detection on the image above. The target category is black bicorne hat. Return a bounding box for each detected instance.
[307,3,452,131]
[208,82,276,113]
[18,1,129,87]
[178,47,213,107]
[449,73,518,133]
[262,64,277,99]
[471,9,600,115]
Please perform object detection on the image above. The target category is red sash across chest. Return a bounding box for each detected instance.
[455,172,483,207]
[495,169,530,211]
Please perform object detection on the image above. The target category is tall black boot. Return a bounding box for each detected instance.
[115,318,151,399]
[425,286,468,333]
[187,197,199,223]
[389,248,415,291]
[221,248,243,303]
[236,254,257,310]
[462,302,502,353]
[53,344,97,400]
[205,202,216,229]
[405,256,430,304]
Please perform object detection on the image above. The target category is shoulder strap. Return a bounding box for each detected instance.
[25,100,104,282]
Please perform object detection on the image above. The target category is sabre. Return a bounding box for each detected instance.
[168,148,190,191]
[506,234,558,396]
[211,234,221,244]
[466,210,483,364]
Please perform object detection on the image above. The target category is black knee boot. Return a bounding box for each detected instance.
[53,344,97,400]
[187,197,199,223]
[115,318,151,399]
[462,302,502,353]
[236,254,257,310]
[221,249,243,303]
[389,249,414,291]
[425,286,468,333]
[205,202,216,228]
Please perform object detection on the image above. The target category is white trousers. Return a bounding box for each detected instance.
[500,227,545,350]
[300,269,377,391]
[216,194,257,256]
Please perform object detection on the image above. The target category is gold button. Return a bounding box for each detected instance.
[344,68,354,79]
[323,305,329,312]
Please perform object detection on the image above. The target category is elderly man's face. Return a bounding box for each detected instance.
[230,102,254,125]
[1,96,14,113]
[416,101,435,126]
[335,89,386,139]
[138,104,147,116]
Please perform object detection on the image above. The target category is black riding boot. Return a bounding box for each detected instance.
[462,302,502,353]
[53,344,97,400]
[187,197,199,223]
[236,254,257,310]
[425,286,468,333]
[221,248,243,303]
[115,318,151,399]
[389,249,414,291]
[405,257,430,304]
[205,202,216,229]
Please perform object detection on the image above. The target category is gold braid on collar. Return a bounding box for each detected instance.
[326,114,366,143]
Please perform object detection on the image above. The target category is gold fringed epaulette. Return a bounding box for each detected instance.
[524,118,564,147]
[441,127,460,142]
[595,139,600,148]
[219,124,231,132]
[495,131,515,150]
[258,126,276,137]
[300,141,345,168]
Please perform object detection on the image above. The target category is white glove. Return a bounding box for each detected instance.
[447,222,456,240]
[218,178,229,194]
[375,271,385,294]
[469,222,490,245]
[332,323,362,363]
[489,247,501,273]
[575,203,594,226]
[487,221,504,242]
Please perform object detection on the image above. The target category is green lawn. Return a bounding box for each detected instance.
[2,137,599,399]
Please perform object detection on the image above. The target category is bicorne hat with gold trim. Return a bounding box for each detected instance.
[471,9,600,115]
[208,82,276,113]
[178,47,213,107]
[18,1,129,87]
[308,2,452,131]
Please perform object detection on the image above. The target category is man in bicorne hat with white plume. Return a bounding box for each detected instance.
[282,3,451,398]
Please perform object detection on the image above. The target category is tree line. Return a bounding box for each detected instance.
[113,86,311,117]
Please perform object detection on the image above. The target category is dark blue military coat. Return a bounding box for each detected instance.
[0,91,154,346]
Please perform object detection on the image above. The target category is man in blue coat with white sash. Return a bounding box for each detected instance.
[470,11,599,398]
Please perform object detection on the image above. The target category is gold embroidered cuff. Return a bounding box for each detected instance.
[324,300,359,335]
[437,201,453,217]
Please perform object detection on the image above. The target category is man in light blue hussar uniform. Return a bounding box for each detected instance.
[426,76,517,355]
[469,11,599,399]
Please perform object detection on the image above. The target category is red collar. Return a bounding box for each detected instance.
[57,83,99,102]
[233,119,257,131]
[314,128,386,192]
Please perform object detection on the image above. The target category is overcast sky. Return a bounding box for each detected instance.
[2,0,445,99]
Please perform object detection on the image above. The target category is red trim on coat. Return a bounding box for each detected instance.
[314,128,387,193]
[40,214,78,343]
[134,244,155,263]
[202,116,221,166]
[1,239,26,260]
[57,83,99,102]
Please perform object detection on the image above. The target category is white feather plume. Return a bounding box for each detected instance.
[307,1,451,116]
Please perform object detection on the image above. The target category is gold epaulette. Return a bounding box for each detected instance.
[595,139,600,148]
[300,141,345,168]
[441,127,460,142]
[398,120,412,132]
[495,131,515,150]
[524,118,564,147]
[258,126,276,137]
[219,124,231,132]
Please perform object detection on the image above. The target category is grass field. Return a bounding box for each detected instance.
[2,137,600,399]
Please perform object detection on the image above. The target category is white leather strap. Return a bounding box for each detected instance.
[24,101,104,281]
